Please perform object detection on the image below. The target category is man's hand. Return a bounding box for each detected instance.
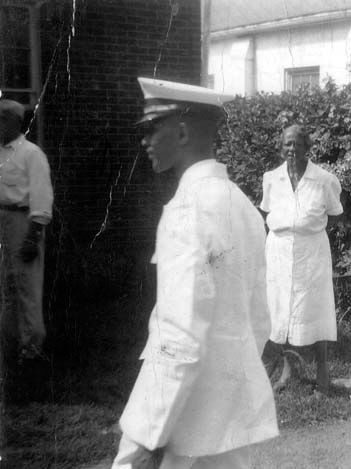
[112,433,163,469]
[20,237,39,262]
[123,446,153,469]
[19,221,43,263]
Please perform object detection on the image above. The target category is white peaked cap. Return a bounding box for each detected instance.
[138,77,233,107]
[136,77,233,124]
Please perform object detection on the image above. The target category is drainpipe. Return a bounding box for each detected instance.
[346,25,351,83]
[201,0,211,86]
[30,4,43,145]
[245,36,256,96]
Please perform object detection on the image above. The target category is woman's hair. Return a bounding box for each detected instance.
[282,124,313,150]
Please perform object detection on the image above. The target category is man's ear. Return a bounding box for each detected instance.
[178,121,189,145]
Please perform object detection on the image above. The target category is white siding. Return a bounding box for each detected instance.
[209,38,249,95]
[209,19,351,95]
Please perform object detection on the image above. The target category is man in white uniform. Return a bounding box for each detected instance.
[111,78,278,469]
[0,100,53,363]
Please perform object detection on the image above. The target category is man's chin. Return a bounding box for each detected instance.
[151,160,168,174]
[151,160,161,173]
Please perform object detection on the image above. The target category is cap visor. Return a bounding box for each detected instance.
[135,113,161,126]
[135,109,182,126]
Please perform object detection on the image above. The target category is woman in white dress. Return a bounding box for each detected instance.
[260,125,343,394]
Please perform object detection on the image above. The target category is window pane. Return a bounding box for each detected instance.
[285,67,320,92]
[1,48,31,88]
[0,7,30,49]
[292,72,319,92]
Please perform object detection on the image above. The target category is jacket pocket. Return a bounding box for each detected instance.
[0,170,21,186]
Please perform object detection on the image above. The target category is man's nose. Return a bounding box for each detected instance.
[142,132,153,146]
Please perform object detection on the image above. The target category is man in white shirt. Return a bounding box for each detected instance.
[111,78,278,469]
[0,99,53,363]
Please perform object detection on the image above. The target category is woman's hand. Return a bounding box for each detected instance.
[327,214,342,229]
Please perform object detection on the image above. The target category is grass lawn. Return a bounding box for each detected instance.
[274,321,351,429]
[1,298,351,468]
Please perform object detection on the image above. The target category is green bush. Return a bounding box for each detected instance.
[217,80,351,314]
[218,80,351,203]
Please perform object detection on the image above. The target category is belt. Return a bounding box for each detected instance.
[0,204,29,212]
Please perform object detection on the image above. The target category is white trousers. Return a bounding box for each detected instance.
[112,433,251,469]
[159,447,250,469]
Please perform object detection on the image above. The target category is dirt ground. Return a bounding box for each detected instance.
[82,419,351,469]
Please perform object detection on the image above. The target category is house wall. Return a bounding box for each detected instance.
[209,37,250,95]
[209,18,351,95]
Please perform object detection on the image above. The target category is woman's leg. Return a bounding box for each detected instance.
[273,351,292,391]
[315,341,329,394]
[261,340,283,378]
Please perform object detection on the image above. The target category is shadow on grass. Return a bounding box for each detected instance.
[275,361,351,431]
[2,403,117,469]
[1,295,146,469]
[2,297,351,468]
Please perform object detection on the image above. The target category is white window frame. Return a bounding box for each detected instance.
[0,2,43,142]
[284,66,320,93]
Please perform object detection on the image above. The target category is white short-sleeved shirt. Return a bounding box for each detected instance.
[260,160,343,234]
[0,134,53,224]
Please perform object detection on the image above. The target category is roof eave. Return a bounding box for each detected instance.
[1,0,48,6]
[211,9,351,41]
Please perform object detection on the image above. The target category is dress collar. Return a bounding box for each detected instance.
[279,159,316,180]
[302,159,318,180]
[178,159,228,188]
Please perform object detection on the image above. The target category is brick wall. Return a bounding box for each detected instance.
[35,0,201,296]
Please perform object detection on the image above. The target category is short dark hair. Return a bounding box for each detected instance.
[181,103,224,123]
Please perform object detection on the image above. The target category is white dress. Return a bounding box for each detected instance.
[260,160,343,346]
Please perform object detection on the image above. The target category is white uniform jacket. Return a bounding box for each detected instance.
[120,159,278,456]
